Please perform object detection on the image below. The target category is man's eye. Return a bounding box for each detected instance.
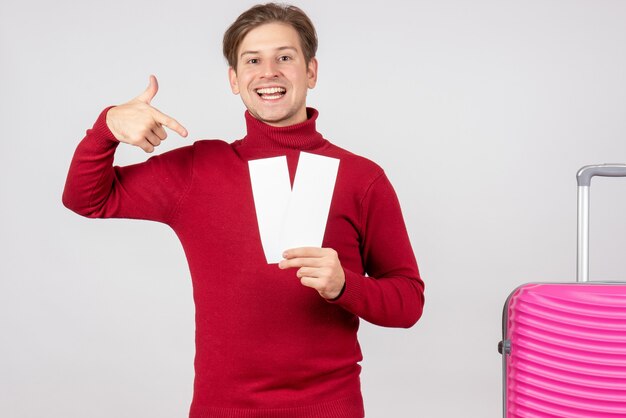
[278,56,291,62]
[247,58,259,64]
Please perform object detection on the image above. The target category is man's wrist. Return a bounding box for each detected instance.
[328,280,346,301]
[104,106,121,141]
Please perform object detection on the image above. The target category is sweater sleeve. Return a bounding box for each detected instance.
[329,172,425,328]
[62,106,193,224]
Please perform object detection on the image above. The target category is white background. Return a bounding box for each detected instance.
[2,0,626,417]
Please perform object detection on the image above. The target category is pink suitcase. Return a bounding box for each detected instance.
[500,165,626,417]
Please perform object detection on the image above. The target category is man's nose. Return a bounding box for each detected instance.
[260,60,279,78]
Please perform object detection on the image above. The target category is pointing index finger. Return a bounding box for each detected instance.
[153,109,188,137]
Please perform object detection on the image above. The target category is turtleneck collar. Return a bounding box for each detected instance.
[237,107,327,152]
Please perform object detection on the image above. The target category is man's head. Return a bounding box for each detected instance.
[223,3,317,72]
[223,3,319,127]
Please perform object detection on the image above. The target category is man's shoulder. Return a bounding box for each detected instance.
[323,142,384,177]
[144,139,239,173]
[186,138,244,160]
[318,142,387,196]
[191,138,234,151]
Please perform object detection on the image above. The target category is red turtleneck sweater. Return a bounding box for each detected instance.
[63,106,424,418]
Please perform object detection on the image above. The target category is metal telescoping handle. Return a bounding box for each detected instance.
[576,164,626,282]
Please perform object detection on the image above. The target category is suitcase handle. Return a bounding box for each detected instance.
[577,164,626,187]
[576,164,626,282]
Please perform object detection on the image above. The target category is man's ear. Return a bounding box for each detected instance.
[307,57,318,89]
[228,67,240,94]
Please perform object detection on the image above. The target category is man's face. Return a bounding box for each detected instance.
[228,22,318,127]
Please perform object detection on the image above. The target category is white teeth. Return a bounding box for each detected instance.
[256,87,286,94]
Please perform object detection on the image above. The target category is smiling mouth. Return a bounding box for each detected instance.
[255,87,286,100]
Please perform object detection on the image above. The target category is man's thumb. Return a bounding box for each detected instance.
[136,74,159,104]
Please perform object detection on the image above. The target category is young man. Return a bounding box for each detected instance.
[63,3,424,418]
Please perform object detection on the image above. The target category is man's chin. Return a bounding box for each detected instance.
[249,110,303,127]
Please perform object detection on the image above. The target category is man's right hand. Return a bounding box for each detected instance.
[106,74,188,153]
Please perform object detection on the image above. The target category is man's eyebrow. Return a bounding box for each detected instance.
[240,46,298,58]
[276,46,298,53]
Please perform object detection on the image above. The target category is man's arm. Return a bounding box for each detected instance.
[62,75,192,223]
[280,173,425,328]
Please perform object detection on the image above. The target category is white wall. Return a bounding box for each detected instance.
[2,0,626,416]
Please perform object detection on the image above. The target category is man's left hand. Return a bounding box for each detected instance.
[279,247,346,300]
